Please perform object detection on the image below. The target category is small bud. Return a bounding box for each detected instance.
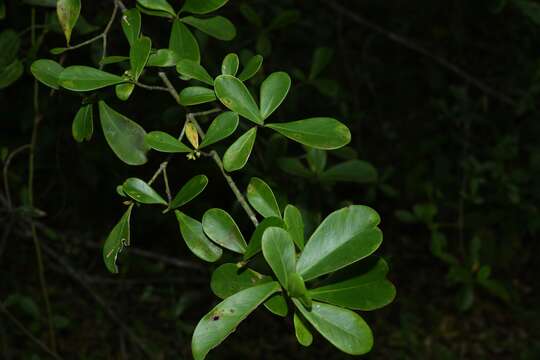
[185,122,199,149]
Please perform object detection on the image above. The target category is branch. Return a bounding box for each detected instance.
[158,72,181,104]
[325,1,517,107]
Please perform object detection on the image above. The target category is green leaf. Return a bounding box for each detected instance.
[296,205,383,281]
[136,0,175,17]
[309,258,396,311]
[294,312,313,347]
[200,111,239,148]
[244,217,284,260]
[181,16,236,41]
[261,227,296,289]
[239,3,262,28]
[288,272,309,300]
[0,30,20,68]
[122,177,167,205]
[192,282,280,360]
[238,54,263,81]
[247,177,281,218]
[306,148,327,174]
[221,53,239,76]
[98,101,149,165]
[182,0,228,14]
[59,66,125,91]
[309,47,333,80]
[147,49,179,67]
[72,104,93,142]
[121,8,141,46]
[169,20,200,62]
[284,204,304,250]
[320,160,378,184]
[115,83,135,101]
[57,0,81,45]
[136,3,172,18]
[176,59,213,86]
[145,131,191,153]
[266,118,351,150]
[0,60,23,89]
[293,300,373,355]
[50,47,68,55]
[211,263,270,299]
[260,72,291,120]
[175,211,222,262]
[102,205,133,274]
[277,157,311,178]
[130,35,151,80]
[170,174,208,209]
[223,127,257,172]
[202,208,247,253]
[30,59,64,90]
[100,56,130,65]
[214,75,263,125]
[264,294,288,317]
[179,86,216,106]
[268,9,300,30]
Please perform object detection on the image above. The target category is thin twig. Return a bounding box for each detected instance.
[3,144,30,210]
[162,166,172,202]
[325,1,517,107]
[134,82,170,92]
[0,303,63,360]
[158,72,181,104]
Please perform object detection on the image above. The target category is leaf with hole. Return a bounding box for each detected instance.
[122,178,167,205]
[200,112,239,148]
[175,211,222,262]
[247,177,281,218]
[170,174,208,209]
[214,75,262,125]
[179,86,216,106]
[266,118,351,150]
[223,127,257,172]
[202,208,247,253]
[181,16,236,41]
[192,282,280,360]
[260,71,291,120]
[72,104,93,142]
[221,53,239,76]
[176,59,213,86]
[102,204,133,274]
[59,66,125,91]
[30,59,64,90]
[98,101,149,165]
[145,131,191,153]
[296,205,383,281]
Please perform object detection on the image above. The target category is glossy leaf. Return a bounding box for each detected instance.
[200,111,239,148]
[179,86,216,106]
[238,54,263,81]
[176,59,213,86]
[170,174,208,209]
[122,178,166,205]
[293,300,373,355]
[244,217,285,260]
[145,131,191,153]
[175,211,222,262]
[294,313,313,347]
[182,0,228,14]
[50,47,68,55]
[169,20,200,62]
[181,16,236,41]
[202,208,247,253]
[288,272,308,300]
[266,118,351,150]
[264,294,288,317]
[309,258,396,311]
[72,104,93,142]
[214,75,262,125]
[296,205,383,281]
[210,263,270,299]
[221,53,239,76]
[59,66,125,91]
[121,8,141,46]
[192,282,280,360]
[247,177,281,218]
[0,60,23,89]
[260,72,291,120]
[136,0,175,17]
[30,59,64,90]
[115,83,135,101]
[98,101,149,165]
[309,47,333,80]
[306,148,327,174]
[320,160,378,184]
[100,56,129,65]
[130,35,151,80]
[147,49,179,67]
[57,0,80,45]
[284,204,304,250]
[223,127,257,172]
[102,205,133,274]
[262,227,296,289]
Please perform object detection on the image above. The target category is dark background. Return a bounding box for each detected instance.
[1,0,539,358]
